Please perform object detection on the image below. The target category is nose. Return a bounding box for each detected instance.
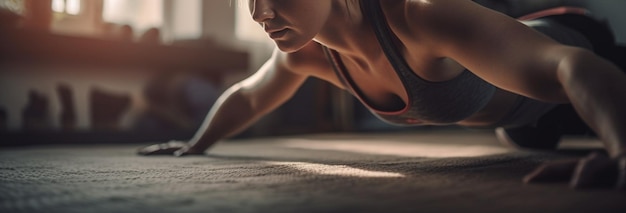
[250,0,275,24]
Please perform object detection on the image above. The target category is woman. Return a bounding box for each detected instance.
[139,0,626,189]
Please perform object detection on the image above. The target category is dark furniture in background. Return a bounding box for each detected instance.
[0,25,249,146]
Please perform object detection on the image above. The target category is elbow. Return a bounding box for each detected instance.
[556,48,594,83]
[555,48,613,103]
[518,48,595,104]
[233,84,258,114]
[220,83,257,117]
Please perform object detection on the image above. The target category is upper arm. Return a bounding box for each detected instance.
[236,49,308,114]
[237,42,338,114]
[407,0,584,102]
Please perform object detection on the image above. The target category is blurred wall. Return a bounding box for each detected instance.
[0,1,249,132]
[201,0,236,44]
[582,0,626,44]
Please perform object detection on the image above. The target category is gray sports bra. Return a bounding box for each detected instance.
[323,0,496,125]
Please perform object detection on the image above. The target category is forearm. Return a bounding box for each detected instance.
[558,50,626,158]
[186,84,263,151]
[182,48,310,152]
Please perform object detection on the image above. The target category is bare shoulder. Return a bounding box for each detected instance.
[377,0,472,52]
[399,0,487,28]
[383,0,521,54]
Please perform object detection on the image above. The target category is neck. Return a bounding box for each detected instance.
[314,0,378,58]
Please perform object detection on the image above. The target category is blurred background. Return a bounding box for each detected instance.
[0,0,625,146]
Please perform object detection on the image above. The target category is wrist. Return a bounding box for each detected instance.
[188,140,211,152]
[610,148,626,159]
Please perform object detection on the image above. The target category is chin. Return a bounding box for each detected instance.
[276,46,301,53]
[274,40,308,53]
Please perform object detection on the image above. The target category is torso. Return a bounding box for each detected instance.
[291,0,519,127]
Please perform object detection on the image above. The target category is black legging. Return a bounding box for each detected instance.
[543,14,624,68]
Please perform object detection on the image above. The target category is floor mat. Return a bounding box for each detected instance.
[1,130,624,213]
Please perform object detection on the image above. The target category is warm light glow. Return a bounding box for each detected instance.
[52,0,65,13]
[283,139,510,158]
[52,0,81,15]
[266,161,405,178]
[235,1,269,42]
[65,0,81,15]
[103,0,163,33]
[170,0,202,40]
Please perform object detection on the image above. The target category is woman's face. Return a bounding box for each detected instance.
[248,0,332,52]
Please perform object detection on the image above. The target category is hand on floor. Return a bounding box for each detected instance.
[523,152,626,190]
[136,141,205,156]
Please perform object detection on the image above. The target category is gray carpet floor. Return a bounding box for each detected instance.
[1,130,625,213]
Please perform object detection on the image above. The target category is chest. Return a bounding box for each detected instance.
[334,46,466,112]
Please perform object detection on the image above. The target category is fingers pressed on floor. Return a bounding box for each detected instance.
[570,153,617,189]
[616,157,626,190]
[523,159,578,183]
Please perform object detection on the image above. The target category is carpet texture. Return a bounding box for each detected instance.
[1,130,625,213]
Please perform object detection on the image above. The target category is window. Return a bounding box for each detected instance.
[52,0,81,15]
[169,0,201,40]
[102,0,163,34]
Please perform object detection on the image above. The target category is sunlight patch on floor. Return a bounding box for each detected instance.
[266,161,405,178]
[282,139,510,158]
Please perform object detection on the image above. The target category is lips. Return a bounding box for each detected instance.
[266,28,288,39]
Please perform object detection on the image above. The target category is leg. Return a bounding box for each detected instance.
[496,103,596,150]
